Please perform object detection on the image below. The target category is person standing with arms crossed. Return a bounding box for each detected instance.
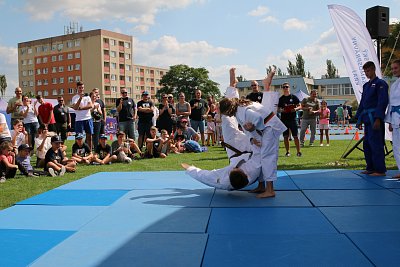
[355,61,389,176]
[189,89,209,146]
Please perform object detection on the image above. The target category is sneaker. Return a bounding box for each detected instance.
[320,144,324,147]
[300,143,304,147]
[59,166,66,177]
[297,152,302,157]
[285,152,291,157]
[0,176,6,183]
[326,144,330,147]
[48,168,57,177]
[124,157,132,163]
[309,143,314,146]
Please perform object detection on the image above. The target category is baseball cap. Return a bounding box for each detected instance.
[116,131,125,136]
[142,91,149,95]
[99,134,108,139]
[75,133,84,140]
[51,135,63,143]
[18,144,33,151]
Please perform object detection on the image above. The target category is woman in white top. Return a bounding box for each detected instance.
[35,124,52,168]
[10,119,28,150]
[19,95,39,148]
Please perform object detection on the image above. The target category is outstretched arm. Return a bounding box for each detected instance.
[262,68,276,92]
[229,68,238,87]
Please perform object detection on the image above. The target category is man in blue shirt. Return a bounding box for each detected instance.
[355,61,389,176]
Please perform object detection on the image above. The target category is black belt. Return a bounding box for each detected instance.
[264,112,275,124]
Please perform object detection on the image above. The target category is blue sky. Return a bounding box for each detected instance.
[0,0,399,98]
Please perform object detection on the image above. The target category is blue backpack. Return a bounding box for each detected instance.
[184,140,202,153]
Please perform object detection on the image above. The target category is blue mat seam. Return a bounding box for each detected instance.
[344,232,376,266]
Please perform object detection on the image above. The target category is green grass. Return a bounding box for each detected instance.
[0,139,397,210]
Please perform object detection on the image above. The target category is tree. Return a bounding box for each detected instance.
[0,75,7,98]
[159,64,221,99]
[324,59,339,78]
[382,22,400,76]
[266,65,285,76]
[287,53,308,77]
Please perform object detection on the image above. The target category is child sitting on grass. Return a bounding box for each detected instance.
[71,133,94,165]
[144,126,166,158]
[15,144,47,176]
[93,134,117,165]
[0,141,18,183]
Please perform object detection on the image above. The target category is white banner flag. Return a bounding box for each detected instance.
[328,4,382,103]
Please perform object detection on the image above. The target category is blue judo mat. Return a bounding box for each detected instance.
[1,169,399,267]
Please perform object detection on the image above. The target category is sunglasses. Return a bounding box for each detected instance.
[282,86,290,89]
[121,92,128,94]
[251,85,257,87]
[168,97,173,99]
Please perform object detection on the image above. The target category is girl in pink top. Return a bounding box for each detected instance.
[319,100,330,146]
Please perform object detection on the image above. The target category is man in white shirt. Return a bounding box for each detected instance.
[71,81,94,149]
[0,113,11,145]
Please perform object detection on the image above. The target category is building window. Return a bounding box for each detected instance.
[58,54,63,61]
[59,66,64,72]
[27,48,32,54]
[75,64,80,70]
[75,52,80,58]
[135,77,139,82]
[126,64,131,71]
[127,76,132,82]
[43,79,48,85]
[110,39,116,46]
[21,59,27,65]
[60,88,64,95]
[36,47,42,53]
[36,69,41,75]
[52,89,58,95]
[36,58,41,64]
[135,67,139,73]
[28,70,34,76]
[67,53,73,59]
[60,77,64,84]
[125,53,131,60]
[342,83,354,95]
[75,40,80,47]
[37,91,42,96]
[29,81,34,87]
[51,55,57,62]
[75,76,81,82]
[111,74,117,81]
[110,51,116,58]
[43,45,48,52]
[43,57,48,63]
[68,65,74,71]
[22,70,27,77]
[111,86,117,92]
[57,43,63,51]
[125,42,131,49]
[28,59,33,65]
[21,48,26,55]
[37,80,42,86]
[68,76,74,83]
[68,88,74,94]
[67,41,73,48]
[111,62,116,69]
[52,67,57,73]
[52,78,57,84]
[51,44,57,51]
[43,91,49,96]
[43,68,48,74]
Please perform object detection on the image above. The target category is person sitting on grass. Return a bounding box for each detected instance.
[93,134,117,165]
[111,131,133,163]
[173,127,186,153]
[0,141,18,183]
[71,133,94,165]
[15,144,48,177]
[144,126,166,158]
[44,135,68,177]
[35,124,52,168]
[10,119,29,152]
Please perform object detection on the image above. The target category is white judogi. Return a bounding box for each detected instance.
[385,77,400,169]
[185,144,262,190]
[235,92,287,182]
[221,115,252,159]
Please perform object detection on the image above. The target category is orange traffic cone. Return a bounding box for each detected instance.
[110,134,114,141]
[306,128,310,134]
[344,127,349,134]
[354,131,360,141]
[349,125,353,130]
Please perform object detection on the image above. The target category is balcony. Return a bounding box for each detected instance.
[119,69,125,75]
[104,67,110,72]
[103,43,109,49]
[119,57,125,63]
[104,90,111,95]
[104,55,110,60]
[119,45,124,51]
[104,78,110,84]
[120,80,125,86]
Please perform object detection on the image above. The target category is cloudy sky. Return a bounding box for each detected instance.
[0,0,399,98]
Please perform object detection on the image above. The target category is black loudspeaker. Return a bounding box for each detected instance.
[366,6,389,39]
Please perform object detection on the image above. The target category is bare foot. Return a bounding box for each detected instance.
[256,190,276,198]
[181,163,190,170]
[361,170,373,174]
[249,183,265,193]
[369,172,386,177]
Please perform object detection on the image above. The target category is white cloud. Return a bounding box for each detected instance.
[265,28,345,78]
[133,35,237,69]
[390,17,399,24]
[0,44,19,99]
[283,18,309,31]
[248,6,269,17]
[133,25,150,34]
[23,0,199,32]
[260,16,278,24]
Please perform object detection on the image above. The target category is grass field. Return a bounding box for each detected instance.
[0,139,397,210]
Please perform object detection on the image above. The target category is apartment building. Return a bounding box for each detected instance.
[18,29,134,107]
[133,65,168,102]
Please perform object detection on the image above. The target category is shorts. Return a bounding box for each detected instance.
[75,119,94,134]
[190,119,205,134]
[138,121,152,136]
[319,124,330,130]
[282,120,298,137]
